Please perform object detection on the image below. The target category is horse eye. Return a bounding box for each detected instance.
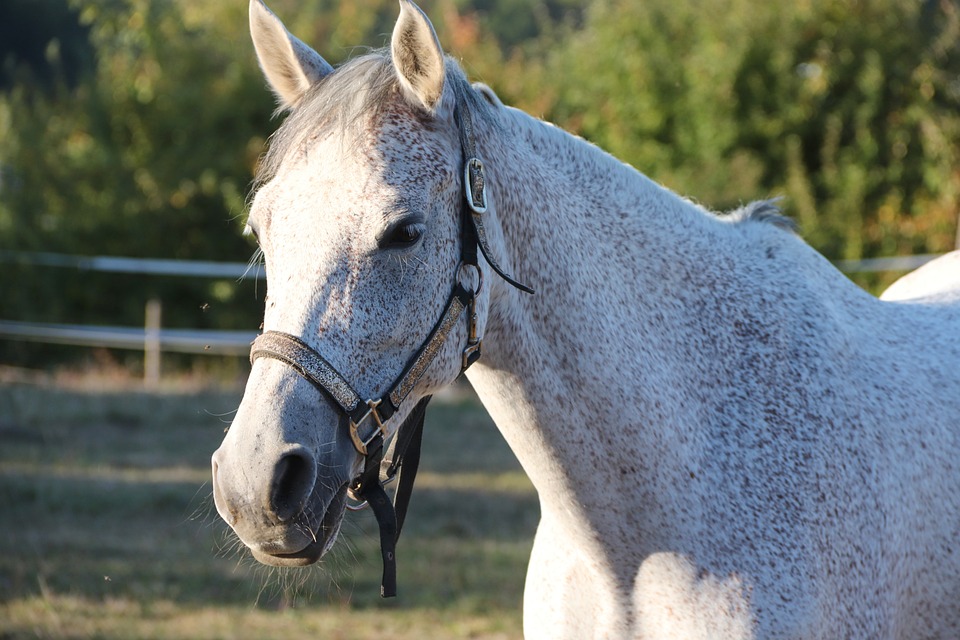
[379,221,424,250]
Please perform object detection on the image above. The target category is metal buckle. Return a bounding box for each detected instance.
[461,302,483,372]
[456,262,483,371]
[346,451,400,512]
[349,398,388,456]
[462,323,482,370]
[464,157,487,214]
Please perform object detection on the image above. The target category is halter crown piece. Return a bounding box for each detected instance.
[249,102,533,598]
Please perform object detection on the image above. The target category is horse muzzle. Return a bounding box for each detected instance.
[211,441,351,566]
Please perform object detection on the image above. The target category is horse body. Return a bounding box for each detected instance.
[467,102,960,637]
[212,2,960,637]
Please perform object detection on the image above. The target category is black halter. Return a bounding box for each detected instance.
[248,103,533,598]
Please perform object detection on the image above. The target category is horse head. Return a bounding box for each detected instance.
[211,0,502,569]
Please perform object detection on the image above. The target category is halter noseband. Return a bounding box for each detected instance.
[248,103,532,598]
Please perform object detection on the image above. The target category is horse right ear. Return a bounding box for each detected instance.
[249,0,333,110]
[391,0,445,112]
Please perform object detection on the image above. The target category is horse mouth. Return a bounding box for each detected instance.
[248,483,349,567]
[251,540,328,566]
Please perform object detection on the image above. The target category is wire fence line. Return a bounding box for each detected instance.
[0,249,945,278]
[0,250,947,357]
[0,250,265,279]
[0,320,255,356]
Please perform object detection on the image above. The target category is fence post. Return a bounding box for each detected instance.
[145,298,162,388]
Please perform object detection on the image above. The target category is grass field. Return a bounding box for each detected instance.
[0,377,536,639]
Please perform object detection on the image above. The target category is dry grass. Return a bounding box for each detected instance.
[0,379,535,639]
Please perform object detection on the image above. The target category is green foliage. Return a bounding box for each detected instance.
[0,0,275,363]
[0,0,93,90]
[502,0,959,265]
[0,1,445,362]
[0,0,958,368]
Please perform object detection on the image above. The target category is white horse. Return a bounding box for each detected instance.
[882,250,960,303]
[212,1,960,637]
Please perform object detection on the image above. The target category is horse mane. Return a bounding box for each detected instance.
[254,49,495,190]
[724,199,798,233]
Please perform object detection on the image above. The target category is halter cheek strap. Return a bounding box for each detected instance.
[456,106,535,295]
[248,102,533,598]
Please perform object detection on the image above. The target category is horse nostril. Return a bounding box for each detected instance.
[269,447,317,523]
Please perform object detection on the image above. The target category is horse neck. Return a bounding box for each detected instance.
[465,104,891,543]
[478,106,715,306]
[465,107,726,519]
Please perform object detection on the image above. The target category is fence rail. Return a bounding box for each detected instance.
[0,320,254,356]
[834,254,941,273]
[0,249,944,279]
[0,250,264,279]
[0,250,948,358]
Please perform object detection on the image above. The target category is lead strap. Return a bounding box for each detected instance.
[349,395,431,598]
[349,436,398,597]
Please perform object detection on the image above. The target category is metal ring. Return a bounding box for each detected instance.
[457,261,483,296]
[346,488,368,511]
[346,472,398,511]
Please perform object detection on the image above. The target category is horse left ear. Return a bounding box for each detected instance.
[391,0,445,112]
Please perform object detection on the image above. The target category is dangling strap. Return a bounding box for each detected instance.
[386,395,430,537]
[348,422,396,597]
[360,482,398,597]
[351,395,431,598]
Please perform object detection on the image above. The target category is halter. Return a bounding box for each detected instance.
[248,102,533,598]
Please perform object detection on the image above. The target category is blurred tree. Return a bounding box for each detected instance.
[0,0,93,90]
[0,0,277,366]
[451,0,583,51]
[732,0,960,264]
[0,0,462,366]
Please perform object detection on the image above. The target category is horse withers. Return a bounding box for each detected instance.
[211,1,960,637]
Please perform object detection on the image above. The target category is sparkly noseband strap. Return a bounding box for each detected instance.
[389,290,469,409]
[250,332,363,417]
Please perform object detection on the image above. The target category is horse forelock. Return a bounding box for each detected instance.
[252,49,495,193]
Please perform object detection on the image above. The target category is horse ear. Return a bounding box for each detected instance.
[391,0,445,112]
[249,0,333,109]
